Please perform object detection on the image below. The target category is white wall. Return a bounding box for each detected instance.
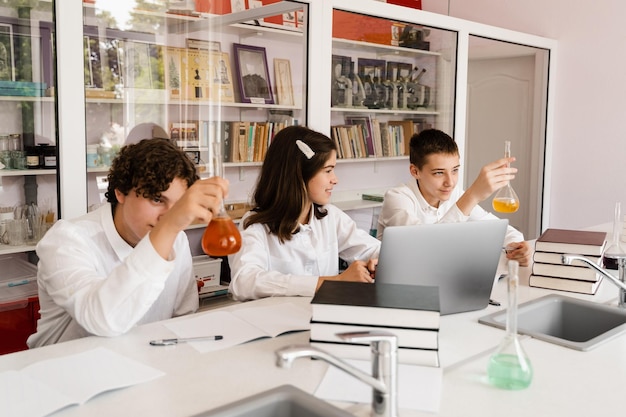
[423,0,626,229]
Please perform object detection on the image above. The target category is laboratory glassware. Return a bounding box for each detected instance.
[602,202,625,270]
[487,260,533,390]
[201,133,242,257]
[492,140,520,213]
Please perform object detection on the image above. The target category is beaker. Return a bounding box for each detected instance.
[602,202,625,270]
[492,141,520,213]
[487,260,533,390]
[201,134,242,257]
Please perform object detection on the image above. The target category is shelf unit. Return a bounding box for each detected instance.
[39,0,557,236]
[80,1,309,209]
[0,2,57,258]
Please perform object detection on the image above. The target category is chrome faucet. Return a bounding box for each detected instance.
[275,331,398,417]
[562,254,626,307]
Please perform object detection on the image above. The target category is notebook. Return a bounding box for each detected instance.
[375,220,508,315]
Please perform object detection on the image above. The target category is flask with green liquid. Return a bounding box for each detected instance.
[487,260,533,389]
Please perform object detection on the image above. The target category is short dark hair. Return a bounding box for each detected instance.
[105,138,199,210]
[244,125,337,243]
[409,129,458,169]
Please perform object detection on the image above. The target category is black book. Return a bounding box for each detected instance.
[311,281,440,329]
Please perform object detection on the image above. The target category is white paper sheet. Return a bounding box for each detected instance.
[0,347,165,417]
[315,359,442,413]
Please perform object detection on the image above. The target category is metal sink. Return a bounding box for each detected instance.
[479,294,626,351]
[192,385,353,417]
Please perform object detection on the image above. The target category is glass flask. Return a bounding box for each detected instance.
[602,202,625,270]
[487,260,533,390]
[492,141,520,213]
[201,135,242,257]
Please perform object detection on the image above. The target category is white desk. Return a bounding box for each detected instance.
[1,256,624,417]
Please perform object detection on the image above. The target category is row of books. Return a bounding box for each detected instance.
[171,118,295,163]
[310,281,440,367]
[331,117,432,159]
[224,120,292,163]
[529,228,607,294]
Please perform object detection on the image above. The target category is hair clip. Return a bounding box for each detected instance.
[296,139,315,159]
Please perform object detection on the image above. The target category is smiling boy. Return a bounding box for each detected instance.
[377,129,530,266]
[28,138,228,347]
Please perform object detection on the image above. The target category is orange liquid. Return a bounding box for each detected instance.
[492,198,520,213]
[201,216,242,256]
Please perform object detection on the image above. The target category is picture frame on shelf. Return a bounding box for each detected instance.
[186,38,221,52]
[273,58,294,106]
[331,55,353,107]
[0,23,15,81]
[165,47,183,99]
[357,58,386,83]
[185,48,212,100]
[170,121,199,148]
[358,58,386,109]
[210,51,235,103]
[231,0,246,13]
[125,40,155,89]
[83,35,103,89]
[386,61,412,81]
[233,43,274,104]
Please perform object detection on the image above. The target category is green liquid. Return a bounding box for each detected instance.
[487,353,533,390]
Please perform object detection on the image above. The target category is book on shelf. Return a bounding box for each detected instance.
[330,124,368,159]
[224,120,287,163]
[310,321,438,349]
[529,274,604,295]
[534,228,607,256]
[361,193,384,202]
[345,115,377,157]
[387,119,414,156]
[531,262,602,281]
[310,341,439,367]
[170,121,199,148]
[532,250,601,266]
[369,118,384,157]
[310,281,440,329]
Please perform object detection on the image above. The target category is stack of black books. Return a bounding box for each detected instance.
[310,281,440,366]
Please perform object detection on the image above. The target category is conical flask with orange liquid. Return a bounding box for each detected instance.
[492,140,520,213]
[201,134,241,257]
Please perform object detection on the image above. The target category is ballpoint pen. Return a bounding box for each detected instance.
[7,278,35,287]
[149,335,223,346]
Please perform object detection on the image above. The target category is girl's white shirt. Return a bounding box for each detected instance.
[228,204,380,301]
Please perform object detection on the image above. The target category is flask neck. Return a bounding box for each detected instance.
[505,261,519,337]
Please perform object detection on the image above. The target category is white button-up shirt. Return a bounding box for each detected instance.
[228,204,381,301]
[377,180,524,243]
[27,203,198,348]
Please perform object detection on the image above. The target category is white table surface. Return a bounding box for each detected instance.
[1,250,624,417]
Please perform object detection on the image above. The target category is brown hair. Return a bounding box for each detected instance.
[409,128,458,169]
[105,138,198,211]
[244,125,337,243]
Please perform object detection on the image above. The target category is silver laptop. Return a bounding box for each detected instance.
[375,220,508,315]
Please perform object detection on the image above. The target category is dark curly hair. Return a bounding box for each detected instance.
[105,138,199,211]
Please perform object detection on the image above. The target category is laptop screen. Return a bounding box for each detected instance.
[375,220,508,315]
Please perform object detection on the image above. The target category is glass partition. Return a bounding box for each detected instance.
[466,35,550,239]
[82,1,309,209]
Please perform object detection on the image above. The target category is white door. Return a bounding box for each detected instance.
[465,42,547,240]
